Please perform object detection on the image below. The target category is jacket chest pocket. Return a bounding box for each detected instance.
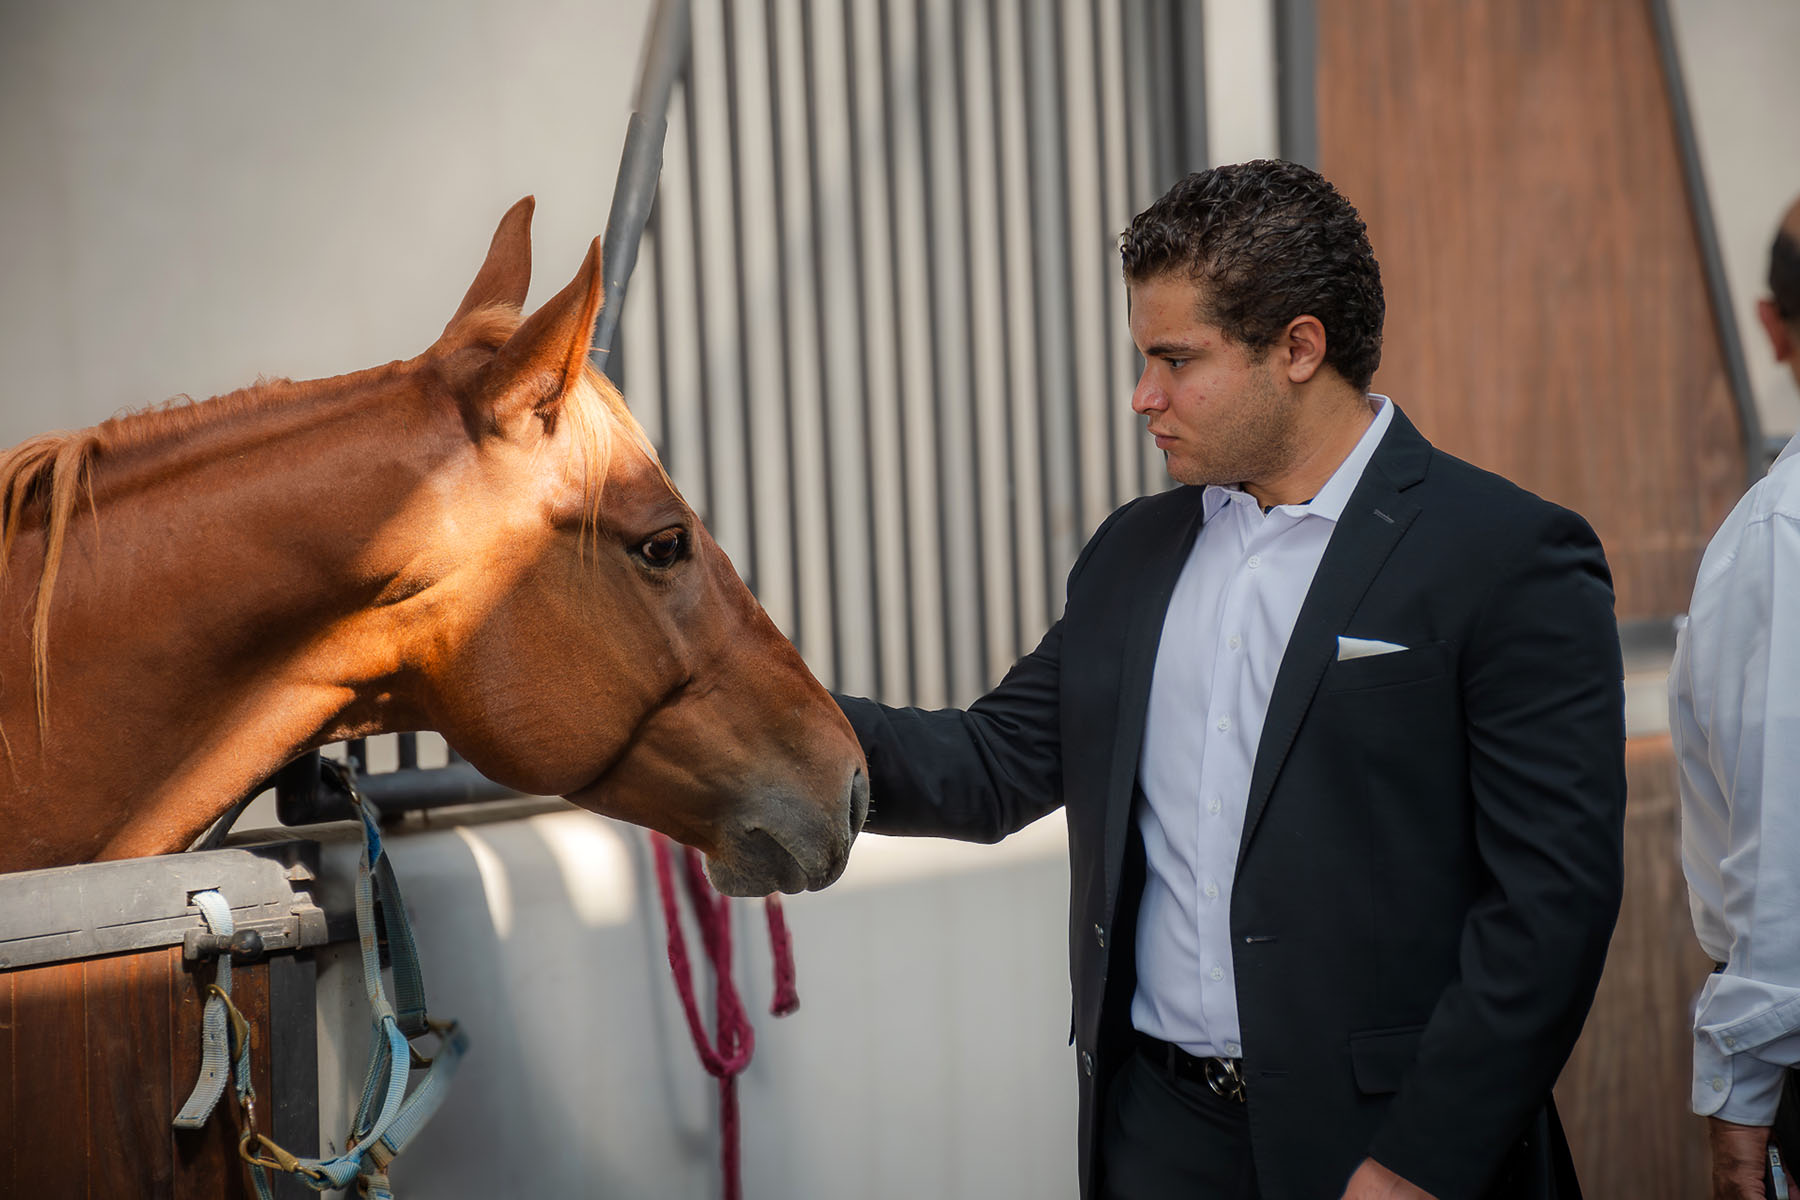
[1321,639,1451,694]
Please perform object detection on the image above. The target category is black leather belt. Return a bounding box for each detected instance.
[1136,1032,1247,1102]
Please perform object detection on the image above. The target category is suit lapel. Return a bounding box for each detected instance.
[1235,408,1433,872]
[1102,488,1205,919]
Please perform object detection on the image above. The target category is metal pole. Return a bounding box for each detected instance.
[591,0,693,376]
[1647,0,1771,483]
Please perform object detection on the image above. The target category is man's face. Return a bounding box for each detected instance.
[1128,273,1298,489]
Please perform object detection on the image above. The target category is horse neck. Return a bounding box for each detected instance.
[0,363,457,866]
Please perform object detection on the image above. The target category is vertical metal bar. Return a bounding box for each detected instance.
[949,0,991,687]
[1090,0,1119,509]
[346,738,368,772]
[1275,0,1318,167]
[681,53,719,523]
[985,0,1026,660]
[650,208,676,473]
[841,0,885,700]
[1022,0,1058,614]
[591,0,692,373]
[719,0,762,586]
[1175,0,1207,173]
[909,0,952,696]
[396,732,418,772]
[1139,0,1167,193]
[1647,0,1769,482]
[1120,0,1150,501]
[799,0,847,686]
[1023,0,1082,608]
[763,0,806,645]
[877,0,921,702]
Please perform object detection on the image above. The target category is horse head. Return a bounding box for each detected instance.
[405,199,868,895]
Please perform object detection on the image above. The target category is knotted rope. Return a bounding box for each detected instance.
[651,833,800,1200]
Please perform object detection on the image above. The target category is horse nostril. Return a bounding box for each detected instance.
[847,767,870,837]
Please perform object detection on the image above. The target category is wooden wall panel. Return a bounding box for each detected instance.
[1,947,276,1200]
[10,959,90,1197]
[1316,0,1745,620]
[0,969,13,1189]
[88,949,175,1194]
[1556,736,1710,1196]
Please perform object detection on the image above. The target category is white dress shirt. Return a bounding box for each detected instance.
[1133,395,1394,1059]
[1670,430,1800,1124]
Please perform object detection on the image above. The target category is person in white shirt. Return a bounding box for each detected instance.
[1671,193,1800,1200]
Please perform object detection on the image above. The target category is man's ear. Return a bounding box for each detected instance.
[444,197,535,337]
[473,236,605,435]
[1283,314,1328,383]
[1758,298,1795,364]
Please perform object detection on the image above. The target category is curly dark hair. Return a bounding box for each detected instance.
[1120,160,1385,391]
[1772,228,1800,325]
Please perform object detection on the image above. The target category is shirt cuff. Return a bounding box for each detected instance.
[1693,1035,1787,1124]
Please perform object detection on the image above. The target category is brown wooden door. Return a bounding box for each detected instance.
[1316,0,1745,623]
[2,947,276,1200]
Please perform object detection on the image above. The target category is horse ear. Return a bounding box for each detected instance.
[478,236,604,429]
[444,196,536,335]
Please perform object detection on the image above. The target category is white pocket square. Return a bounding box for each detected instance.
[1337,636,1408,661]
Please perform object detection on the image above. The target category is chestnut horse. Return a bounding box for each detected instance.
[0,198,867,895]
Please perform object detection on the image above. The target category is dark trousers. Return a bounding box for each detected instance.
[1100,1043,1260,1200]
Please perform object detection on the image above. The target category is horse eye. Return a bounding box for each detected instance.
[638,528,687,568]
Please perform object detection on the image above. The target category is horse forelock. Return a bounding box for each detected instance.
[560,365,673,557]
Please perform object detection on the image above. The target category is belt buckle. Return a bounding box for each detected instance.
[1203,1056,1246,1103]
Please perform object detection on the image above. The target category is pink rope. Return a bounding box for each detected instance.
[652,834,802,1200]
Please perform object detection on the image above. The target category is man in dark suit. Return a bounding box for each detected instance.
[836,161,1626,1199]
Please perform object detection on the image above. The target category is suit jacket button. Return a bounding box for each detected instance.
[1094,924,1106,949]
[1081,1051,1095,1076]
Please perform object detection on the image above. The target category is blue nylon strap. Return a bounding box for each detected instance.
[172,890,234,1128]
[170,770,468,1198]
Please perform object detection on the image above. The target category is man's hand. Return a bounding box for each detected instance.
[1339,1157,1439,1200]
[1707,1116,1772,1200]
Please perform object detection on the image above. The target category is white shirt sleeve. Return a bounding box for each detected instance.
[1672,503,1800,1124]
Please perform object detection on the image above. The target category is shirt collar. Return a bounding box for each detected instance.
[1200,394,1395,524]
[1775,429,1800,470]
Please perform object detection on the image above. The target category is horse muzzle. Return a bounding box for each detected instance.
[704,767,868,897]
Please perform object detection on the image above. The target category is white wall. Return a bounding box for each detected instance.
[1667,0,1800,441]
[303,805,1076,1199]
[0,0,649,446]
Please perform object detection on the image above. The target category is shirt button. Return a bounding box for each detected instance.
[1210,966,1225,981]
[1094,924,1106,949]
[1216,716,1231,732]
[1247,554,1261,569]
[1712,1077,1725,1092]
[1724,1036,1737,1048]
[1082,1051,1095,1076]
[1228,635,1242,650]
[1225,1041,1241,1057]
[1208,798,1222,814]
[1204,882,1220,899]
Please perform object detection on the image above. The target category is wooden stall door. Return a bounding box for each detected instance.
[1317,0,1745,623]
[1,947,274,1200]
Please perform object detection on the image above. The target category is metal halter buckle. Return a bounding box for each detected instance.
[1203,1056,1247,1103]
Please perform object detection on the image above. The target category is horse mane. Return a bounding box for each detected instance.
[0,302,661,738]
[0,431,101,736]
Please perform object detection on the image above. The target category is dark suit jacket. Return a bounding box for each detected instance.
[837,407,1626,1200]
